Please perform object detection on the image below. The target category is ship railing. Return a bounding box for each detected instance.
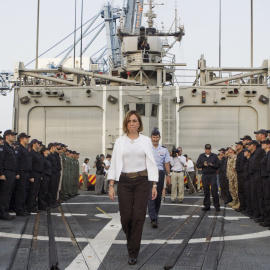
[109,51,176,70]
[173,68,269,87]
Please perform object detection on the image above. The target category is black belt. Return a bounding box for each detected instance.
[172,171,182,173]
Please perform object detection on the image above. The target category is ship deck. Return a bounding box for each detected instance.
[1,190,270,270]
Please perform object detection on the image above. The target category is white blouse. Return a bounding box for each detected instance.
[107,134,158,182]
[83,163,90,174]
[122,136,147,173]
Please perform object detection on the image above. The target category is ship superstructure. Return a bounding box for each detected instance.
[11,0,270,171]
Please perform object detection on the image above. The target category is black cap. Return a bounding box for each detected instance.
[261,139,270,144]
[151,127,160,136]
[218,148,225,152]
[0,131,2,134]
[235,141,243,145]
[48,142,57,149]
[3,129,17,138]
[246,140,259,146]
[76,152,80,155]
[61,143,68,148]
[18,132,31,141]
[30,139,42,145]
[254,129,267,136]
[240,135,252,141]
[205,144,211,149]
[266,130,270,134]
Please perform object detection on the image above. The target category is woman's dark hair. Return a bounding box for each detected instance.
[123,110,143,134]
[84,158,89,163]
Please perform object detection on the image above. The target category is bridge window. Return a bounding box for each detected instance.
[136,103,145,116]
[151,104,158,117]
[124,104,130,114]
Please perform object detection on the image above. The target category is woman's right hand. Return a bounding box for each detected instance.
[109,186,115,201]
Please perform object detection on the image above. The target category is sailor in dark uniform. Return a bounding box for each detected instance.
[39,146,51,211]
[235,141,247,212]
[26,139,44,213]
[196,144,220,211]
[259,139,270,227]
[13,132,32,216]
[0,130,18,220]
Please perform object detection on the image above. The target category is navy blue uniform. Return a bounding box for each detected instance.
[0,141,17,217]
[261,151,270,225]
[236,150,247,210]
[249,145,265,219]
[47,152,58,206]
[197,153,220,209]
[39,156,52,210]
[26,149,44,212]
[13,144,32,214]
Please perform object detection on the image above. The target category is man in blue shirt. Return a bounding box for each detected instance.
[148,127,171,228]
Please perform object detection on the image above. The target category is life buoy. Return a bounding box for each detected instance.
[55,72,67,80]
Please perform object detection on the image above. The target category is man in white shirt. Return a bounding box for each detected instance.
[170,147,186,203]
[184,155,196,194]
[104,154,111,193]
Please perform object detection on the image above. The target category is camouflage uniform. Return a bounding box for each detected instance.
[226,154,238,203]
[60,152,69,200]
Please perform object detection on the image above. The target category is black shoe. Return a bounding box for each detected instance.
[128,258,137,265]
[201,207,210,211]
[215,207,220,212]
[16,212,29,216]
[0,213,15,220]
[171,200,175,203]
[151,220,158,229]
[235,208,242,212]
[28,209,42,213]
[259,222,270,227]
[179,200,183,203]
[254,217,264,223]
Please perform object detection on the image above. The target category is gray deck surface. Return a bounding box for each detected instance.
[0,190,269,270]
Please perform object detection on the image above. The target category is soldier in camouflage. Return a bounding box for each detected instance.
[226,145,239,208]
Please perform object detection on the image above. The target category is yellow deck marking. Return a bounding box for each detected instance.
[96,207,113,219]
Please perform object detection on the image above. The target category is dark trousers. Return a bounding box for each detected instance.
[118,175,151,258]
[219,172,228,199]
[14,171,30,214]
[148,171,164,222]
[47,173,57,206]
[251,171,265,218]
[250,173,260,218]
[38,174,50,210]
[202,173,220,208]
[225,175,233,203]
[27,171,41,211]
[262,176,270,224]
[237,171,246,210]
[0,170,15,215]
[245,177,253,216]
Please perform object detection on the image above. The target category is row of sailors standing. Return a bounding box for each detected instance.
[218,129,270,228]
[0,129,80,221]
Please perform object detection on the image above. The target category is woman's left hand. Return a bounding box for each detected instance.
[151,186,157,200]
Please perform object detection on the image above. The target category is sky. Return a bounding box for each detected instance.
[1,0,270,132]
